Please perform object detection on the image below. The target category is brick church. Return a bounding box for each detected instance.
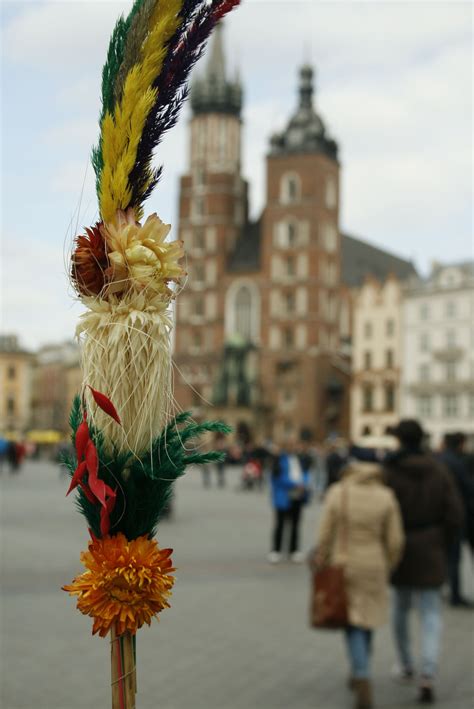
[173,25,415,444]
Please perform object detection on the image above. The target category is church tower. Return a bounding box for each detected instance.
[260,65,344,441]
[174,24,246,411]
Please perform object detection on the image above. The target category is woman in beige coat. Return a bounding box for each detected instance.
[316,461,404,709]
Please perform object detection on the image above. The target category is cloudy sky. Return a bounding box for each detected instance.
[1,0,472,349]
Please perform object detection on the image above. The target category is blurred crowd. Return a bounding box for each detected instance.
[3,417,472,709]
[198,419,472,709]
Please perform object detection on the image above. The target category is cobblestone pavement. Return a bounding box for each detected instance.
[1,462,473,709]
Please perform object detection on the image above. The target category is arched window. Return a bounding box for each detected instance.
[287,222,297,247]
[280,173,301,204]
[225,280,260,343]
[325,176,337,209]
[235,286,252,340]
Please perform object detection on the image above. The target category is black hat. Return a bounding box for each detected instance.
[388,419,425,448]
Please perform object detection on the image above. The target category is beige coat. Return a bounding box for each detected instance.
[317,462,404,629]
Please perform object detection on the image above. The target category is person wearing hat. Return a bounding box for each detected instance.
[384,420,464,705]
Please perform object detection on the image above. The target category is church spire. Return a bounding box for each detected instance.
[191,22,242,117]
[269,65,338,160]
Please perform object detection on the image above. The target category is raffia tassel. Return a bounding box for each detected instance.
[77,294,173,456]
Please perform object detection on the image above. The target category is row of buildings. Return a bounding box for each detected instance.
[1,27,472,448]
[2,256,472,449]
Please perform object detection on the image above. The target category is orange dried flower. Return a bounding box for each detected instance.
[63,533,175,637]
[71,224,109,296]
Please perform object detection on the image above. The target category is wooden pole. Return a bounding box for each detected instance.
[110,625,124,709]
[122,632,137,708]
[111,627,136,709]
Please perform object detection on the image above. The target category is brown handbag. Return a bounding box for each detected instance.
[310,484,349,629]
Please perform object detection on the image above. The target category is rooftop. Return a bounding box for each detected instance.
[341,233,418,287]
[269,65,338,160]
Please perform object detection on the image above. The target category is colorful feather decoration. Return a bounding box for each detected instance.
[92,0,241,223]
[65,1,240,706]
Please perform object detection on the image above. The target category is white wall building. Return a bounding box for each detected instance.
[351,275,403,441]
[401,261,474,448]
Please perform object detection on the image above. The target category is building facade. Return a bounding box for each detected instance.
[30,341,80,433]
[173,26,417,444]
[350,276,404,441]
[401,262,474,447]
[0,335,33,436]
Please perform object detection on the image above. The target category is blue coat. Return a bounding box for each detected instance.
[271,453,311,510]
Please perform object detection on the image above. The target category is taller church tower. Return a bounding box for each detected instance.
[174,24,246,410]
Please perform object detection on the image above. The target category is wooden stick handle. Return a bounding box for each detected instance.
[110,627,137,709]
[110,626,124,709]
[122,632,137,708]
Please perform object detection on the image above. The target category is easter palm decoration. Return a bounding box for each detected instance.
[63,2,239,707]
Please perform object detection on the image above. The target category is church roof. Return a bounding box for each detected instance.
[341,233,418,287]
[227,225,418,285]
[269,65,338,160]
[190,23,242,117]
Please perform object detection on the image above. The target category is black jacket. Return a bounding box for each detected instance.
[384,449,464,587]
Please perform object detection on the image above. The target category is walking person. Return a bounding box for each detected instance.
[315,460,404,709]
[268,439,312,563]
[438,432,474,607]
[384,420,464,704]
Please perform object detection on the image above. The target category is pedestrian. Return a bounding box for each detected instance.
[384,420,464,704]
[325,438,348,489]
[268,439,312,563]
[213,431,227,488]
[438,432,474,607]
[315,460,404,709]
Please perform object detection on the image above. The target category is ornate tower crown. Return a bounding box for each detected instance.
[270,65,338,160]
[191,23,242,117]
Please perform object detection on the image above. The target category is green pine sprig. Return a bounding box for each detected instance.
[65,398,231,540]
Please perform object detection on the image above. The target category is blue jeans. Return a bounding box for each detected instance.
[392,588,442,678]
[344,626,373,679]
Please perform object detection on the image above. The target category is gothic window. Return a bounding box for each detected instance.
[280,173,301,204]
[324,223,337,252]
[325,176,337,209]
[235,286,252,340]
[7,397,15,415]
[386,349,394,368]
[193,196,204,218]
[285,292,295,314]
[194,263,205,283]
[283,327,294,348]
[287,222,297,247]
[194,296,204,316]
[287,256,295,276]
[362,425,372,436]
[194,229,205,251]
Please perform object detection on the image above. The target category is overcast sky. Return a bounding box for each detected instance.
[1,0,472,349]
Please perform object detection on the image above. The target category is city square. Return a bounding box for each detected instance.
[2,461,473,709]
[1,3,472,709]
